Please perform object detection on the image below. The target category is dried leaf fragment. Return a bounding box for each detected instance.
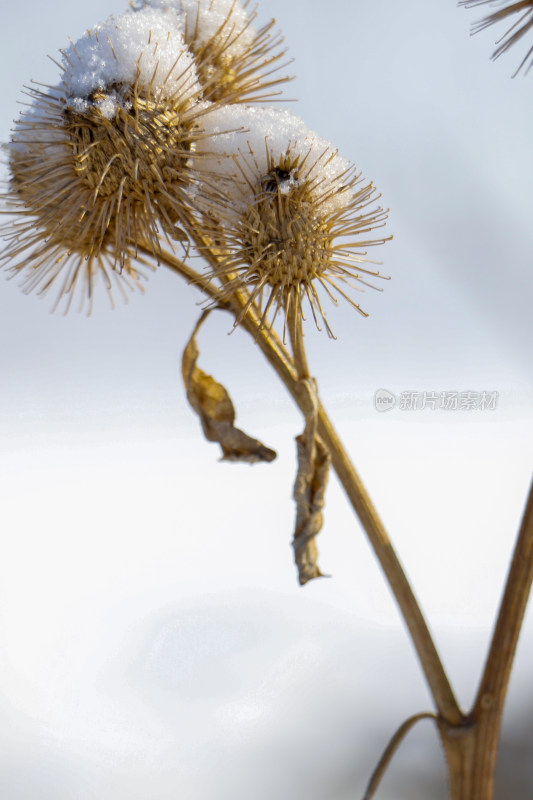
[182,310,276,463]
[292,378,331,584]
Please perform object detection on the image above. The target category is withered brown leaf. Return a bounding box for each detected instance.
[292,378,331,585]
[182,310,277,463]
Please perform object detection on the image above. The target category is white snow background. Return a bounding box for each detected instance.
[0,1,532,798]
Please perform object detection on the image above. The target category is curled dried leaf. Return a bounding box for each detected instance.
[292,378,331,585]
[182,310,277,463]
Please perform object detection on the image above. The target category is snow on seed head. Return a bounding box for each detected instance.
[133,0,291,103]
[197,106,355,215]
[195,106,391,337]
[62,7,200,117]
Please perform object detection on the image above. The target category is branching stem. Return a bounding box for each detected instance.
[474,478,533,721]
[156,242,533,798]
[156,244,462,725]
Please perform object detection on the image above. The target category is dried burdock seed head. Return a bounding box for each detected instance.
[1,8,208,312]
[133,0,292,103]
[196,107,391,338]
[460,0,533,75]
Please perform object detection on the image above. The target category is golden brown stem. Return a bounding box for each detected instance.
[156,242,533,797]
[314,406,464,726]
[438,479,533,799]
[474,478,533,721]
[155,243,462,725]
[363,712,438,800]
[136,244,224,303]
[255,302,462,724]
[287,295,310,381]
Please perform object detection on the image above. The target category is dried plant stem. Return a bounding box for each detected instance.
[314,405,464,725]
[155,243,462,725]
[220,270,533,798]
[136,245,224,303]
[439,479,533,799]
[362,712,438,800]
[287,300,310,381]
[474,478,533,720]
[285,296,462,723]
[156,243,533,798]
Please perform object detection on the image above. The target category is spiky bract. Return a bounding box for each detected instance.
[460,0,533,74]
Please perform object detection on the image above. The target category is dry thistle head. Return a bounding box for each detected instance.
[1,8,207,312]
[133,0,292,103]
[196,107,391,338]
[460,0,533,74]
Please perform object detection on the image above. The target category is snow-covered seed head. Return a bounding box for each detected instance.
[134,0,292,103]
[196,107,391,337]
[1,9,205,312]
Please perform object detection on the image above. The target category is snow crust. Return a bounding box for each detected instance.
[198,105,353,213]
[136,0,256,58]
[61,8,200,118]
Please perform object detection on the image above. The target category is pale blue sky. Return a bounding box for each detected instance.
[1,0,532,417]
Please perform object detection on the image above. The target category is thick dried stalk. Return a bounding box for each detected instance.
[155,242,533,796]
[156,243,462,726]
[474,478,533,720]
[439,479,533,799]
